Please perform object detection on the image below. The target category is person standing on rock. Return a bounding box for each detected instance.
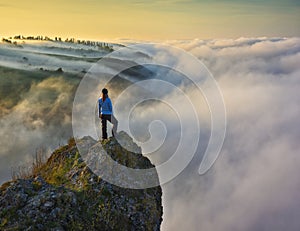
[98,88,118,140]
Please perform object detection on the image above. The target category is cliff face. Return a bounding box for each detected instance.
[0,132,163,230]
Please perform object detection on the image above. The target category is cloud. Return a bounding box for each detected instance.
[159,37,300,231]
[0,75,79,181]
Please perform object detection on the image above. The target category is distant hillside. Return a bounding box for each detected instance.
[0,36,116,74]
[0,132,163,230]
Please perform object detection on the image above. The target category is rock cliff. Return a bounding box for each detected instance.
[0,132,163,230]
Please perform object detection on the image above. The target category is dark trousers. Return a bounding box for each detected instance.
[101,114,118,139]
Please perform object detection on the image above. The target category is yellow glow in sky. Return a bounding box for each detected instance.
[1,0,299,40]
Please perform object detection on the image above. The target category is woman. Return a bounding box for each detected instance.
[98,88,118,140]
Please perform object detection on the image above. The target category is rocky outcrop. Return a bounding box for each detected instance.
[0,132,163,230]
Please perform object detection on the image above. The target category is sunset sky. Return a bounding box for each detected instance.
[1,0,300,40]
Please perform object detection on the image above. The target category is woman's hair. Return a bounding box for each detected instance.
[102,88,108,94]
[101,88,108,101]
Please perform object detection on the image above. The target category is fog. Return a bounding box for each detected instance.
[0,73,79,181]
[160,37,300,231]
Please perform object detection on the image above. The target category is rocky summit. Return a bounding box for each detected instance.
[0,132,163,230]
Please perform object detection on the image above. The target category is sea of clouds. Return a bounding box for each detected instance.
[160,37,300,231]
[0,37,300,230]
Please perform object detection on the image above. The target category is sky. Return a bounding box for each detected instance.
[0,0,300,40]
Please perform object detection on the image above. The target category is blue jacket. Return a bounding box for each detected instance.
[98,97,113,115]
